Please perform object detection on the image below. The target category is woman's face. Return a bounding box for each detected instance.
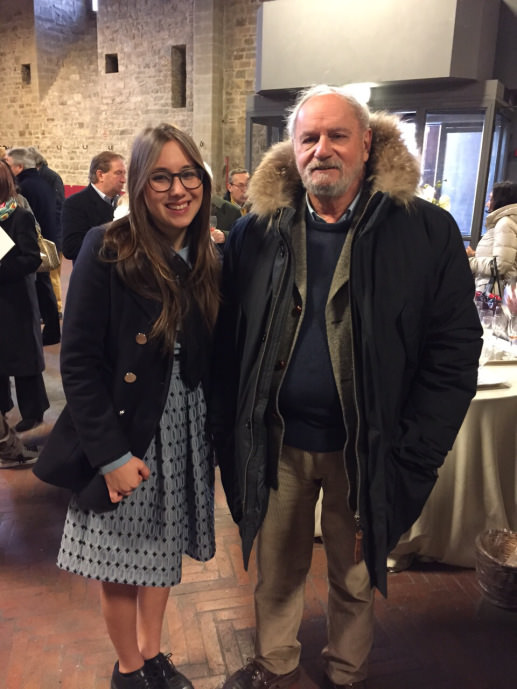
[144,139,203,249]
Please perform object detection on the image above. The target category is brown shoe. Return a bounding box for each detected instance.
[222,661,300,689]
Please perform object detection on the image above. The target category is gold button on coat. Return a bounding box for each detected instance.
[135,332,147,344]
[124,372,137,383]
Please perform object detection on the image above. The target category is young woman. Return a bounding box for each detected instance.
[34,124,220,689]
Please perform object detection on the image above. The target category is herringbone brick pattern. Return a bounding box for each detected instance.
[2,453,517,689]
[1,260,516,688]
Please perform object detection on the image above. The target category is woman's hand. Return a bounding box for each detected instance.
[506,288,517,316]
[104,456,150,503]
[465,245,475,257]
[210,228,226,244]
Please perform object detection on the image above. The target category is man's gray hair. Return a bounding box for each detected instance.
[27,146,47,168]
[286,84,370,140]
[228,168,249,183]
[6,147,37,169]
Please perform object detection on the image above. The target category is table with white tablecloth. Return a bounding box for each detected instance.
[388,362,517,570]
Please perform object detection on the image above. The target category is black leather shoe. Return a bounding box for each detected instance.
[15,418,43,433]
[221,661,300,689]
[144,653,194,689]
[111,661,155,689]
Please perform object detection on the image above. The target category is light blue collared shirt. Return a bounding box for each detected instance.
[306,190,361,224]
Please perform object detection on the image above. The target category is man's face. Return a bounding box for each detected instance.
[293,94,371,202]
[96,158,126,197]
[228,172,249,207]
[5,156,23,177]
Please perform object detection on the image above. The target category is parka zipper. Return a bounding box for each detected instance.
[241,209,293,512]
[348,191,386,563]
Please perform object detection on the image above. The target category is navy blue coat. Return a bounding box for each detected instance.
[209,124,483,595]
[0,206,44,376]
[34,227,212,508]
[17,168,59,246]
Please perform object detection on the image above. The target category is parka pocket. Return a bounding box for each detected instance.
[385,450,438,551]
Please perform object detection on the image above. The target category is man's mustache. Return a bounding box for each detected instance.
[307,160,343,172]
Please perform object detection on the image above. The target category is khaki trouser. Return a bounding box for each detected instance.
[254,445,374,684]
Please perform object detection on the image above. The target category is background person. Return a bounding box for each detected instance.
[210,85,481,689]
[62,150,126,261]
[466,180,517,293]
[0,413,38,468]
[224,167,249,214]
[29,146,66,316]
[5,146,61,345]
[34,123,220,689]
[0,159,49,434]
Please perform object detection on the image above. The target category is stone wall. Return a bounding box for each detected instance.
[0,0,264,192]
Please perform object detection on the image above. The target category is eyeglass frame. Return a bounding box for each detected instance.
[147,167,205,193]
[229,181,249,192]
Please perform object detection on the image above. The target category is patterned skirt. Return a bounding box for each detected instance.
[57,358,215,586]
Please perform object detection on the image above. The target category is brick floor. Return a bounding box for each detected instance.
[1,259,516,688]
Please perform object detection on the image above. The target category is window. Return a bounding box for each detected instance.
[171,45,186,108]
[421,112,484,240]
[21,64,31,85]
[105,54,119,74]
[482,113,511,236]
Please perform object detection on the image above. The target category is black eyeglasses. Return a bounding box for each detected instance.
[230,181,248,191]
[148,167,205,192]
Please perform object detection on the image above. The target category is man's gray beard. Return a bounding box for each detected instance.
[303,175,348,198]
[300,163,363,199]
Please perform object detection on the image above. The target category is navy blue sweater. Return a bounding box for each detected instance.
[279,210,350,452]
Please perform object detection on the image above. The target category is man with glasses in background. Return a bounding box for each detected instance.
[225,168,250,214]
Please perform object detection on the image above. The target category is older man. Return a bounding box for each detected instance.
[225,167,250,213]
[210,85,482,689]
[62,151,126,261]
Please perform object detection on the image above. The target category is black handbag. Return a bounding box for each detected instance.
[484,257,502,298]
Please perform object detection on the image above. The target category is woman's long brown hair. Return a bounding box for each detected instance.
[101,123,220,353]
[0,159,17,203]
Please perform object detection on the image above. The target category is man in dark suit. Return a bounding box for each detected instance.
[62,151,126,262]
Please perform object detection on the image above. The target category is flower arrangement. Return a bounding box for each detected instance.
[418,181,451,211]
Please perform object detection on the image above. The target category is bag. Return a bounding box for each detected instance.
[35,223,60,272]
[484,257,502,298]
[475,257,503,313]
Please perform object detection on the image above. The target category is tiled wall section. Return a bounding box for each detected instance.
[0,0,265,193]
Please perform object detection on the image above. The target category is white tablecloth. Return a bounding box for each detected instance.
[388,363,517,570]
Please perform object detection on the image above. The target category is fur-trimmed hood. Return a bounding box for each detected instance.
[247,112,421,219]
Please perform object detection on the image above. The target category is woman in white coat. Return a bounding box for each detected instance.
[467,181,517,293]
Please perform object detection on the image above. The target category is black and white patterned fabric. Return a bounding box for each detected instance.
[57,352,215,586]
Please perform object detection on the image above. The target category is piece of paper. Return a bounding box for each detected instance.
[0,225,15,260]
